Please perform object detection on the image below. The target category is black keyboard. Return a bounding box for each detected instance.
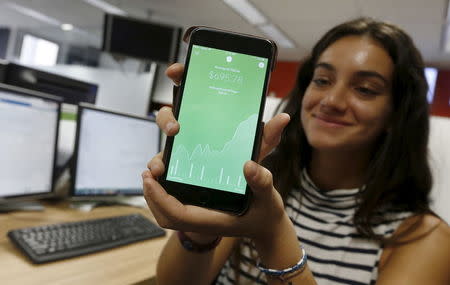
[8,214,166,264]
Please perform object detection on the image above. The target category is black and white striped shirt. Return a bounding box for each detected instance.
[215,170,411,285]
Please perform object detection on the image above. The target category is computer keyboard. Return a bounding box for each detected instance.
[8,213,166,264]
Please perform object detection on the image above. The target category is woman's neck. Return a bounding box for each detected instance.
[308,149,371,191]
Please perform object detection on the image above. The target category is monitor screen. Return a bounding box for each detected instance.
[72,105,160,196]
[0,84,60,200]
[102,14,182,63]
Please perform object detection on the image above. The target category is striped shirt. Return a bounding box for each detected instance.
[215,170,411,285]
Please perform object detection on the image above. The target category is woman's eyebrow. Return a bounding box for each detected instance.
[355,71,389,85]
[315,62,389,85]
[314,62,335,72]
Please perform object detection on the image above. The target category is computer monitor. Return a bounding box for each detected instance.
[0,83,61,204]
[102,13,182,63]
[3,63,98,105]
[71,104,160,199]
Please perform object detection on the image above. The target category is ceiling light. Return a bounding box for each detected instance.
[258,23,295,48]
[82,0,127,16]
[61,23,74,31]
[222,0,267,25]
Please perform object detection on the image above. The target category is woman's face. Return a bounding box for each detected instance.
[301,35,393,153]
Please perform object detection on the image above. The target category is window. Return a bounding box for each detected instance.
[19,34,59,66]
[425,67,438,104]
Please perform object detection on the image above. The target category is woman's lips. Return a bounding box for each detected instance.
[313,114,353,127]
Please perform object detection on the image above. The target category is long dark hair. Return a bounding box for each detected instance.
[263,17,433,244]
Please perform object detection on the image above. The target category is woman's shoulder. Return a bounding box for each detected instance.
[412,213,446,226]
[384,213,449,251]
[395,213,449,240]
[378,214,450,284]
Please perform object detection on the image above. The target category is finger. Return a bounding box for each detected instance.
[156,106,180,136]
[147,152,165,177]
[141,172,172,227]
[259,113,290,161]
[165,63,184,86]
[243,161,274,196]
[142,172,187,227]
[142,172,238,234]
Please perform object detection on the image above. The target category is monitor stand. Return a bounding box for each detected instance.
[0,201,45,212]
[69,196,148,212]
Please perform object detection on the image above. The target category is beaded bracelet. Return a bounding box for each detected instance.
[256,246,307,281]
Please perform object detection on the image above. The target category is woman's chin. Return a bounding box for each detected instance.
[308,138,358,153]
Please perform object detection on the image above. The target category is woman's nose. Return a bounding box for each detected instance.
[319,83,348,113]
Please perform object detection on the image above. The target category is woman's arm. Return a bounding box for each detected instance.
[237,163,317,285]
[252,212,317,285]
[377,214,450,285]
[156,233,239,285]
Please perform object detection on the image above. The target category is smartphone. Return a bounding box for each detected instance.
[159,26,277,215]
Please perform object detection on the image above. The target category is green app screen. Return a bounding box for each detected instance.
[167,45,268,194]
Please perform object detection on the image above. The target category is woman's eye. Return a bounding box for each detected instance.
[312,78,330,87]
[356,86,379,96]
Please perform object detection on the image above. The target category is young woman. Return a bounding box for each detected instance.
[142,18,450,285]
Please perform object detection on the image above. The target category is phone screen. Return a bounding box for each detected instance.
[166,45,269,194]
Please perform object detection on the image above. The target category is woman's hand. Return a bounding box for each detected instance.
[142,63,291,239]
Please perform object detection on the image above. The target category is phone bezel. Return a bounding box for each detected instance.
[160,27,276,215]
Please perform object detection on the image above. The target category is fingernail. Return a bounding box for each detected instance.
[166,122,175,133]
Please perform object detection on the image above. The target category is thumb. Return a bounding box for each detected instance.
[165,63,184,86]
[258,113,290,162]
[243,161,274,199]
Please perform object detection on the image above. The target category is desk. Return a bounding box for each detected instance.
[0,201,170,285]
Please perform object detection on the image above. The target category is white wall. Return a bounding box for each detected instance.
[429,116,450,223]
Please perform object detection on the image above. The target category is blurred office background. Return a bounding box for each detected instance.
[0,0,449,222]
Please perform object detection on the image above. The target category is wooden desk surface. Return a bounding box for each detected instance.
[0,201,170,285]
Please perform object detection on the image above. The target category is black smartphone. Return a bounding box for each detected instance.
[159,26,277,215]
